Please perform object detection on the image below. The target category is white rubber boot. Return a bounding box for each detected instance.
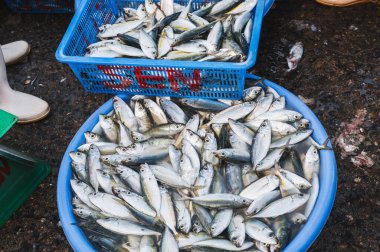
[0,46,50,123]
[1,41,31,66]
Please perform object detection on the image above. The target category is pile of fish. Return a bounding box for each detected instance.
[70,82,330,251]
[85,0,258,61]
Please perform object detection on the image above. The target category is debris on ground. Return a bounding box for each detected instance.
[335,109,367,158]
[289,20,320,32]
[351,151,374,168]
[287,42,304,72]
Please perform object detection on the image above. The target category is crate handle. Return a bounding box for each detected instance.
[245,0,265,69]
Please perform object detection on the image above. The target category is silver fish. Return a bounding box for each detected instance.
[139,30,157,59]
[227,0,257,15]
[228,215,246,247]
[245,219,278,245]
[159,98,188,124]
[140,163,161,213]
[116,165,143,194]
[228,119,255,145]
[191,239,254,251]
[251,120,271,167]
[135,100,152,133]
[213,148,250,163]
[208,102,255,125]
[117,120,133,147]
[225,163,243,194]
[209,0,241,15]
[140,236,157,252]
[98,19,146,38]
[229,130,250,152]
[304,172,319,218]
[270,130,313,149]
[86,144,101,192]
[254,109,303,123]
[143,99,168,125]
[99,115,118,143]
[245,94,274,121]
[173,191,192,234]
[84,132,106,143]
[206,21,223,52]
[240,175,280,200]
[194,164,214,196]
[246,190,281,215]
[159,186,178,235]
[177,232,211,248]
[303,145,320,181]
[70,179,98,210]
[210,209,233,237]
[160,226,179,252]
[169,144,182,172]
[253,193,310,218]
[107,43,146,57]
[88,192,137,220]
[96,218,161,236]
[245,120,297,137]
[184,193,252,209]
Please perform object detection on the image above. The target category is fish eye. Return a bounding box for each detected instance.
[313,150,318,154]
[119,170,123,174]
[122,147,127,152]
[90,146,94,150]
[189,131,193,136]
[102,172,107,175]
[79,210,83,214]
[104,157,109,161]
[141,168,145,172]
[180,158,184,162]
[90,133,95,138]
[211,226,215,231]
[205,139,210,143]
[127,191,131,195]
[76,152,81,156]
[242,199,246,203]
[299,194,304,197]
[179,225,184,229]
[128,158,132,161]
[126,242,131,247]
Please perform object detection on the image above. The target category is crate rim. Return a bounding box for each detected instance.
[55,0,268,70]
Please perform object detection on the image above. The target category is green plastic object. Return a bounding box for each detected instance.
[0,110,17,138]
[0,144,51,227]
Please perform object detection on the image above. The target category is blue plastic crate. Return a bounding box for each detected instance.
[4,0,74,13]
[56,0,268,99]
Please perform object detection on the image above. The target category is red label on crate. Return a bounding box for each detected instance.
[97,66,202,92]
[0,157,11,186]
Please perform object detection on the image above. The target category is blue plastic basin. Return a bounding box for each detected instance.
[57,74,337,252]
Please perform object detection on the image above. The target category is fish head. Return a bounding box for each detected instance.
[289,111,303,122]
[69,151,86,163]
[242,164,253,175]
[88,144,101,156]
[230,232,245,248]
[306,145,319,162]
[171,123,185,132]
[84,132,101,143]
[238,196,252,207]
[290,213,307,225]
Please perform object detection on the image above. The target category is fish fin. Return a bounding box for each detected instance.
[318,137,333,151]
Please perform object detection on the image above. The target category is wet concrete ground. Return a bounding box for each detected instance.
[0,0,379,251]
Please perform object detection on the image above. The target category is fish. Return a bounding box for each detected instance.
[88,192,138,220]
[252,194,310,218]
[173,192,192,234]
[96,218,161,236]
[139,30,157,59]
[303,145,320,181]
[140,164,161,214]
[99,115,118,143]
[160,227,179,252]
[245,219,278,245]
[228,214,246,247]
[210,208,233,237]
[191,239,254,251]
[86,144,102,192]
[251,120,271,167]
[183,193,252,209]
